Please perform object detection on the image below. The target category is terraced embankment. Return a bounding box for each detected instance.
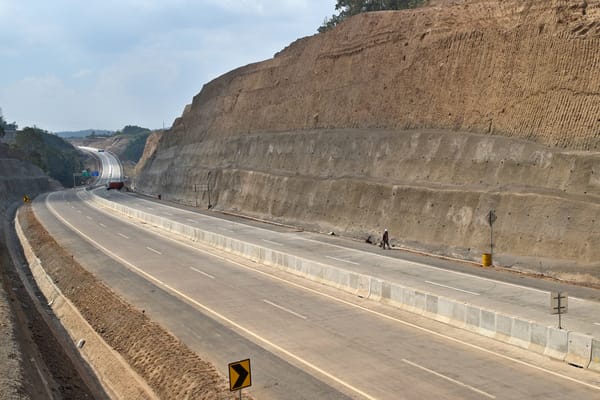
[135,0,600,279]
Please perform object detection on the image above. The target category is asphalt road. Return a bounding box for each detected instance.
[32,189,600,400]
[78,146,123,184]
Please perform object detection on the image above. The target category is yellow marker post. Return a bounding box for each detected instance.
[228,359,251,398]
[23,194,30,203]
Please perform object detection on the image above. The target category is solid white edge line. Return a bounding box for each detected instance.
[594,322,600,326]
[57,191,600,393]
[263,299,307,320]
[402,359,496,399]
[190,267,215,279]
[326,256,359,266]
[425,280,480,296]
[44,193,379,400]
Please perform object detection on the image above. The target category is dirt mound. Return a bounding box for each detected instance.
[18,206,249,400]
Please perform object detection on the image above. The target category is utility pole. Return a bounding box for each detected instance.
[488,209,497,259]
[207,171,212,209]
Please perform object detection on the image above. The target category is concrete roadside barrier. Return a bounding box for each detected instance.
[566,331,593,368]
[544,328,568,361]
[589,339,600,372]
[85,191,597,373]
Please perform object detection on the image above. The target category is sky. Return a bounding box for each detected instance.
[0,0,337,132]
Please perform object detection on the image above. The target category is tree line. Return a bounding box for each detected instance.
[319,0,427,32]
[13,127,85,187]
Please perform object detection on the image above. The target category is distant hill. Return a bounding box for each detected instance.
[12,127,88,187]
[67,125,154,163]
[55,129,114,138]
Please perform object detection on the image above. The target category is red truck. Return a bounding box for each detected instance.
[106,181,124,190]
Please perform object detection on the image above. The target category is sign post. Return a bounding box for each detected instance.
[487,209,497,260]
[72,172,82,187]
[550,291,568,329]
[228,359,251,399]
[207,171,213,209]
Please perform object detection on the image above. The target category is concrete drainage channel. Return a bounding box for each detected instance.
[85,191,600,373]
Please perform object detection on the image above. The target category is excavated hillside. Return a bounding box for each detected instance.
[135,0,600,279]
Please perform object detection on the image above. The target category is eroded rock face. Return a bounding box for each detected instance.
[0,158,53,209]
[135,0,600,274]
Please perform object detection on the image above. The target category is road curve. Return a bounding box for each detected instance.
[31,189,600,400]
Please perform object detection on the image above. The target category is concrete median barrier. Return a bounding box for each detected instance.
[566,332,593,368]
[86,192,594,372]
[545,328,568,361]
[589,339,600,372]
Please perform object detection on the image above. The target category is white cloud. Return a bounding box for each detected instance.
[0,0,338,131]
[206,0,312,15]
[73,69,93,79]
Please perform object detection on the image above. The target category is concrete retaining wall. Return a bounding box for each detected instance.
[88,191,598,371]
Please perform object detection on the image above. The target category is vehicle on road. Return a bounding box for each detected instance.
[106,181,124,190]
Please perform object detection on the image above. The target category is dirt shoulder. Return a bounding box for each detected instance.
[15,205,251,400]
[1,209,96,399]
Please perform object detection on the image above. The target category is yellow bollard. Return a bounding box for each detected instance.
[482,253,492,267]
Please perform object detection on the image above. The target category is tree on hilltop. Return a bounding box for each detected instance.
[14,127,85,187]
[319,0,427,32]
[0,108,5,137]
[120,125,150,136]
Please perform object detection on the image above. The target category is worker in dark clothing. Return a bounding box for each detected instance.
[382,229,391,249]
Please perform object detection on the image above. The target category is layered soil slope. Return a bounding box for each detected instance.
[135,0,600,276]
[0,155,59,399]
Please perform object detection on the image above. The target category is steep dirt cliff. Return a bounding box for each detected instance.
[0,152,63,399]
[135,0,600,278]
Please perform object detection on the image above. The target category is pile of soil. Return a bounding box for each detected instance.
[17,206,251,400]
[1,221,94,399]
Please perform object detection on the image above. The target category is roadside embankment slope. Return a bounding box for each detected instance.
[0,152,54,399]
[135,0,600,279]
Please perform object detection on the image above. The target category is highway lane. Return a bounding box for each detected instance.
[89,188,600,338]
[78,146,123,184]
[33,189,600,399]
[34,190,352,400]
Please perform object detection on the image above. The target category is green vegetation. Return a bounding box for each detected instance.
[118,125,150,136]
[12,127,85,187]
[55,129,113,138]
[112,125,151,163]
[120,132,150,162]
[319,0,427,32]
